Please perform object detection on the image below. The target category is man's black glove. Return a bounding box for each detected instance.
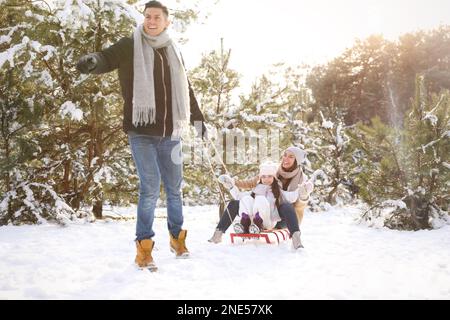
[76,54,97,74]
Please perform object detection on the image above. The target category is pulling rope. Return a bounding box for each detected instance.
[204,133,230,176]
[201,133,235,226]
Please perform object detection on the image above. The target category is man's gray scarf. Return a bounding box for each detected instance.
[133,24,189,137]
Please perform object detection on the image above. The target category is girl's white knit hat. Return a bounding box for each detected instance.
[259,162,279,177]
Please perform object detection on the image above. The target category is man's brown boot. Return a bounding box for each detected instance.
[169,230,190,259]
[135,239,157,271]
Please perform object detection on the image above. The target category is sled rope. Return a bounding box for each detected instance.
[204,134,231,176]
[203,134,234,224]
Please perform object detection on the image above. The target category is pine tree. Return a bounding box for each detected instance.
[298,113,357,211]
[306,27,450,127]
[351,76,449,230]
[234,64,301,180]
[187,39,240,214]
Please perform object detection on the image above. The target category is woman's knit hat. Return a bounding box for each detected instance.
[285,146,306,165]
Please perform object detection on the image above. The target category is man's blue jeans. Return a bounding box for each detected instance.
[128,132,183,241]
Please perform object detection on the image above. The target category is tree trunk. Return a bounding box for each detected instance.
[93,200,103,219]
[62,159,71,194]
[70,195,81,212]
[327,184,338,205]
[4,136,13,222]
[91,90,105,219]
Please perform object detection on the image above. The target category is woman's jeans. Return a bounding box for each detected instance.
[128,132,183,241]
[217,200,299,234]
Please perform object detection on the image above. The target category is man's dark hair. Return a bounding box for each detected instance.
[144,1,169,17]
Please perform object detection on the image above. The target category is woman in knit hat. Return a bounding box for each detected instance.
[210,146,314,249]
[277,147,313,223]
[224,162,300,234]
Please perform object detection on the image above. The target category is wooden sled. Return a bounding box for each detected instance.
[230,229,290,244]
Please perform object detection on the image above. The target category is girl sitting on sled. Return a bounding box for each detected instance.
[218,162,306,235]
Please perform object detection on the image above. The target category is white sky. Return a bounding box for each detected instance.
[181,0,450,91]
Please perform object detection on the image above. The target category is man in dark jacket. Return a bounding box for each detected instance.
[77,1,206,271]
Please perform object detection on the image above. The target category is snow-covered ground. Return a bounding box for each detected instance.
[0,205,449,300]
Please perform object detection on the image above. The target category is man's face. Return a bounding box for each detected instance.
[143,7,170,36]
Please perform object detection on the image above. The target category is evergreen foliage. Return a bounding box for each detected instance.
[306,27,450,126]
[0,0,203,224]
[350,77,449,230]
[1,1,448,229]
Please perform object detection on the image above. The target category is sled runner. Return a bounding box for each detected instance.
[230,228,290,244]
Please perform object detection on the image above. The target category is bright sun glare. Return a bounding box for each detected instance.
[182,0,449,92]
